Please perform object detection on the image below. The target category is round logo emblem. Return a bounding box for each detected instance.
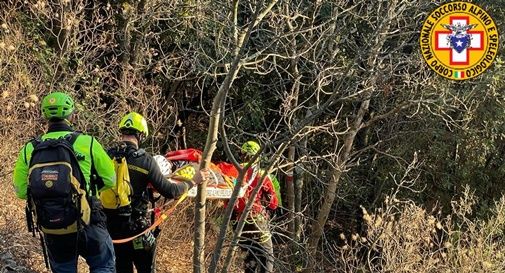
[45,180,54,188]
[48,97,56,104]
[420,2,499,80]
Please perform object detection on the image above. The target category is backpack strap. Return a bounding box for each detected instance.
[23,143,31,165]
[64,132,83,160]
[24,137,42,166]
[90,136,94,163]
[23,144,28,165]
[63,132,89,193]
[89,136,105,196]
[90,136,96,194]
[65,131,80,146]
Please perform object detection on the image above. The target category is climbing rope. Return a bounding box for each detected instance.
[112,191,189,244]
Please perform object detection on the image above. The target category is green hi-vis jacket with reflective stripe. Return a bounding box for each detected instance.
[12,124,116,199]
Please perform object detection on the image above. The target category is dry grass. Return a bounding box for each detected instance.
[329,188,505,273]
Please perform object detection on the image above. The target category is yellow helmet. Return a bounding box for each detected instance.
[119,112,149,137]
[241,140,261,156]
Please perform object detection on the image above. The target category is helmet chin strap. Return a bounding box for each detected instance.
[63,112,74,126]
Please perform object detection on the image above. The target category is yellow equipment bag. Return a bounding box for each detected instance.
[100,156,132,212]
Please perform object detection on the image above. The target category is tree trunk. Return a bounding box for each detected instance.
[306,162,344,251]
[129,0,147,70]
[286,146,296,236]
[286,12,301,241]
[294,134,308,240]
[207,168,247,273]
[303,1,398,270]
[55,0,70,54]
[113,0,132,85]
[192,0,263,266]
[193,65,241,273]
[303,101,369,273]
[220,145,289,273]
[204,1,281,272]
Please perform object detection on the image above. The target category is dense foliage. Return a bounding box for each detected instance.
[0,0,504,272]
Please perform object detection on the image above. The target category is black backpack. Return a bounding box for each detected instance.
[27,132,91,235]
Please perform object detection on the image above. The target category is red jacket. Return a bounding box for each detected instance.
[232,167,278,218]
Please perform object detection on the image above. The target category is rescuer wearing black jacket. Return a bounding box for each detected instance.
[105,112,199,273]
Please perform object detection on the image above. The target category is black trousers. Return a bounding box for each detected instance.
[45,223,115,273]
[236,215,274,273]
[113,236,157,273]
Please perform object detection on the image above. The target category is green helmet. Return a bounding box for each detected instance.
[41,92,74,120]
[119,112,149,137]
[241,140,261,156]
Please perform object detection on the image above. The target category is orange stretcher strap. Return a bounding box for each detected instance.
[112,192,189,244]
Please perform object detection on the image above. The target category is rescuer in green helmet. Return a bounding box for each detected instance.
[13,92,116,273]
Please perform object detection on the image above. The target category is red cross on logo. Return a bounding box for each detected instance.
[434,16,484,65]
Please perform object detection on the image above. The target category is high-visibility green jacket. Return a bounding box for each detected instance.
[13,124,115,199]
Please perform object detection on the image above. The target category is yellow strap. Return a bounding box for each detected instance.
[29,161,72,174]
[41,222,78,235]
[128,164,149,174]
[112,191,188,244]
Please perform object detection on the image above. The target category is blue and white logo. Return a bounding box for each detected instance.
[442,23,477,53]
